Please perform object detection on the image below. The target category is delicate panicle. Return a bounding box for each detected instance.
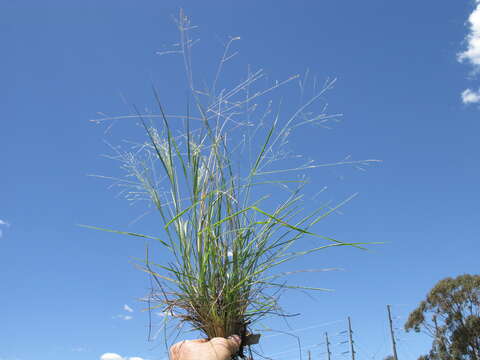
[90,9,379,359]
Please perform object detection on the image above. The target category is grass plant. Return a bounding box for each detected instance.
[87,10,379,359]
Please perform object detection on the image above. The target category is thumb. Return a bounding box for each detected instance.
[210,335,241,354]
[226,335,241,353]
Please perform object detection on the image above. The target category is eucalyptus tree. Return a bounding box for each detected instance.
[405,274,480,360]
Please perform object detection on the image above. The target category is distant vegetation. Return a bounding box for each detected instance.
[405,274,480,360]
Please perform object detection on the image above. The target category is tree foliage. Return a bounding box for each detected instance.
[405,274,480,360]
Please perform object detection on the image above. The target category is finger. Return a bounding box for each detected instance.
[210,335,241,353]
[170,340,187,355]
[169,343,180,359]
[227,335,241,350]
[188,338,209,344]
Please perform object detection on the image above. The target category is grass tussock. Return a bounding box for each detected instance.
[87,10,380,358]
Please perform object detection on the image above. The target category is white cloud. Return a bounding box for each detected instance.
[100,354,123,360]
[123,304,134,313]
[461,88,480,103]
[100,353,144,360]
[0,219,10,239]
[458,0,480,69]
[113,304,135,320]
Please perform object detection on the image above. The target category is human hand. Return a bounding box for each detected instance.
[169,335,241,360]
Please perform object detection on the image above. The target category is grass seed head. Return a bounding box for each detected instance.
[91,9,379,358]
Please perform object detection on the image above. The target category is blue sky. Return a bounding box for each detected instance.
[1,1,480,360]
